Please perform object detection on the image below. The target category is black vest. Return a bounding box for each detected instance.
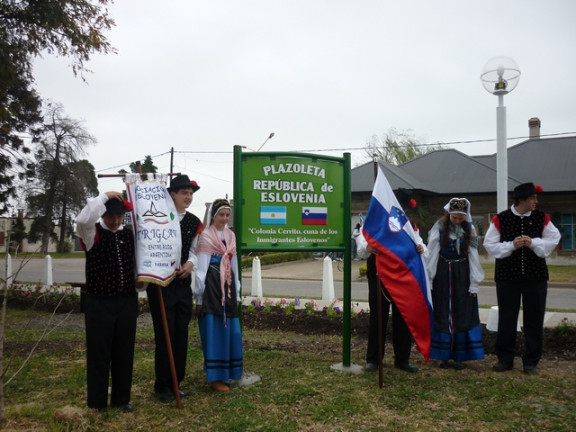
[179,212,202,266]
[85,224,136,296]
[494,209,549,282]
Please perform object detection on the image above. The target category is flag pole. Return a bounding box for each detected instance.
[372,158,384,389]
[135,162,182,409]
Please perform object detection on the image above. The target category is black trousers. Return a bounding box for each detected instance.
[85,294,138,409]
[366,256,413,366]
[147,279,192,393]
[495,280,547,367]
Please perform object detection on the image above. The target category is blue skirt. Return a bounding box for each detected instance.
[198,314,243,382]
[430,323,485,362]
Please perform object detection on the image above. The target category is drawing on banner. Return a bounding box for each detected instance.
[260,205,287,225]
[141,201,170,223]
[302,207,327,225]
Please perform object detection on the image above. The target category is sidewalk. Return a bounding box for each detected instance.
[243,257,576,328]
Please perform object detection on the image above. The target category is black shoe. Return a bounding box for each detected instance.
[119,404,134,413]
[439,361,450,369]
[523,365,538,375]
[452,362,466,371]
[365,362,378,372]
[395,363,418,373]
[492,362,513,372]
[179,390,188,398]
[154,390,176,403]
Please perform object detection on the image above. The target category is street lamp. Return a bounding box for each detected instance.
[481,56,521,212]
[256,132,275,152]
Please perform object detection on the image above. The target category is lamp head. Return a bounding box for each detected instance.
[480,56,521,96]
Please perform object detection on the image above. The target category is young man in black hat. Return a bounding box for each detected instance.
[484,182,561,374]
[76,191,137,413]
[359,188,425,373]
[146,174,204,402]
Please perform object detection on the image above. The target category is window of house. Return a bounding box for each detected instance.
[553,214,575,251]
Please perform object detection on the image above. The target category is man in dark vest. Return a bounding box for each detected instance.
[147,175,204,402]
[76,191,137,412]
[484,182,561,374]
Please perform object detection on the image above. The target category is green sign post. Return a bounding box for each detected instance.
[233,146,353,366]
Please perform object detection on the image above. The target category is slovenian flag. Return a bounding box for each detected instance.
[362,168,433,361]
[302,207,327,225]
[260,206,287,225]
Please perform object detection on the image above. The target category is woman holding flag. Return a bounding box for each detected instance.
[425,198,485,369]
[194,198,243,392]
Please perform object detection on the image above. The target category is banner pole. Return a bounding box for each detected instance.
[133,163,182,409]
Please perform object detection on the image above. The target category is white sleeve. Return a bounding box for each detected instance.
[186,235,199,267]
[529,220,561,258]
[468,227,485,293]
[483,219,516,259]
[413,226,427,253]
[75,193,108,251]
[232,254,241,301]
[424,223,441,281]
[193,253,210,305]
[356,232,371,259]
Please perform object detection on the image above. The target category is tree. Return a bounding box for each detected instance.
[118,155,158,177]
[0,0,115,215]
[26,103,97,253]
[8,218,27,254]
[0,2,116,423]
[364,128,443,165]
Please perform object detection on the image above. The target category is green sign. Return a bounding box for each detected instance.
[235,150,349,250]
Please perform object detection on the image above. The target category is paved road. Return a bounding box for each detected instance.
[6,256,576,310]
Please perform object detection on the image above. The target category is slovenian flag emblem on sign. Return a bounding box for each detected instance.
[362,167,433,361]
[260,206,287,225]
[302,207,327,225]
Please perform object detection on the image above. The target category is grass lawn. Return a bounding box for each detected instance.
[1,309,575,432]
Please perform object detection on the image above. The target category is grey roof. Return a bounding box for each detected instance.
[489,137,576,192]
[352,136,576,194]
[351,160,427,192]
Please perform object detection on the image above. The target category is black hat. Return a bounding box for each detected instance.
[105,198,131,214]
[394,188,417,209]
[513,182,538,199]
[168,175,200,193]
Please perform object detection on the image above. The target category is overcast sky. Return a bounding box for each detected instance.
[33,0,576,216]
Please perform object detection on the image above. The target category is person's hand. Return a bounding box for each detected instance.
[195,305,203,317]
[177,261,194,278]
[366,245,379,255]
[105,191,124,201]
[416,244,424,254]
[513,235,532,249]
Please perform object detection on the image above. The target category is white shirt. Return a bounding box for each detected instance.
[483,205,561,259]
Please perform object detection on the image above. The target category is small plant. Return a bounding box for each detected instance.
[304,299,318,315]
[557,317,576,335]
[324,298,343,317]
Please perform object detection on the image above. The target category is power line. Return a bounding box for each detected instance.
[95,130,576,172]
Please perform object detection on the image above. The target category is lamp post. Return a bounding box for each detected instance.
[481,57,521,212]
[256,132,275,152]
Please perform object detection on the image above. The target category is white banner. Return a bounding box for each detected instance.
[125,173,182,286]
